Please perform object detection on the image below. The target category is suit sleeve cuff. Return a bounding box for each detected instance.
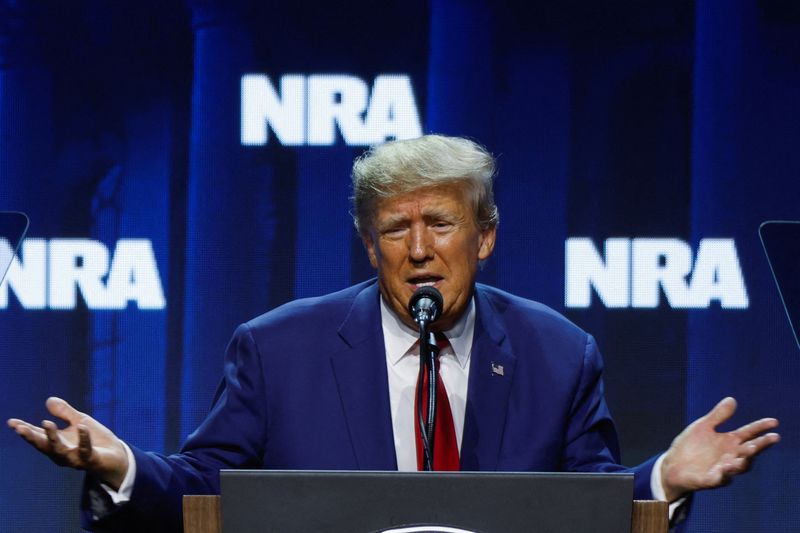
[650,453,686,521]
[99,440,137,505]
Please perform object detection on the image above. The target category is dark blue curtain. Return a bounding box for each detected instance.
[2,1,799,531]
[687,0,800,529]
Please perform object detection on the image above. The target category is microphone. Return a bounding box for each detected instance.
[409,286,443,471]
[408,286,443,326]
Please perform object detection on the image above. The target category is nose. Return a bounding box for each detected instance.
[408,224,434,263]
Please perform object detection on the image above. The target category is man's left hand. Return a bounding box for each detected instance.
[660,396,780,502]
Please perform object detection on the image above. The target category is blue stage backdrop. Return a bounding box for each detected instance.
[1,1,799,531]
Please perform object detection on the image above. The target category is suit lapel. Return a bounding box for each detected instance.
[460,286,516,471]
[330,282,398,470]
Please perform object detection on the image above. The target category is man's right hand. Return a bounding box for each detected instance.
[7,397,129,490]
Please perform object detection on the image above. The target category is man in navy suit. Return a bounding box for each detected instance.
[8,135,780,532]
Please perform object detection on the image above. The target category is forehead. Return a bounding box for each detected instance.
[373,183,472,218]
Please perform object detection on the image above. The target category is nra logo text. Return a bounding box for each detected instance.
[565,238,748,309]
[0,239,165,310]
[241,74,422,146]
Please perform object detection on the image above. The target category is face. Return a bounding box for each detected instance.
[363,183,496,331]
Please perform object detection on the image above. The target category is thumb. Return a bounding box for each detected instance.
[45,397,83,425]
[702,397,737,429]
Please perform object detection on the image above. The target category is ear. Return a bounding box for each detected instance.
[477,225,497,261]
[362,232,379,268]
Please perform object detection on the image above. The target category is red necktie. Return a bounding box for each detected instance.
[415,333,460,471]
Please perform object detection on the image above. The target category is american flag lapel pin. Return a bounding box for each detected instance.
[491,362,505,376]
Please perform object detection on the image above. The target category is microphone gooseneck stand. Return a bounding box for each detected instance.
[416,322,437,471]
[408,286,443,471]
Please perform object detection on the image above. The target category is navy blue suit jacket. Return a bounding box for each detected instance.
[84,280,657,532]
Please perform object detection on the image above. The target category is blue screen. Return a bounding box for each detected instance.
[1,1,799,531]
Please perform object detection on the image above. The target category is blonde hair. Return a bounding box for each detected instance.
[351,134,499,234]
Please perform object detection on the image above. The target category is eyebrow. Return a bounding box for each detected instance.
[375,213,408,228]
[376,208,463,230]
[422,207,462,221]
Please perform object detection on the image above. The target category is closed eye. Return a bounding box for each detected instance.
[380,226,407,239]
[430,220,457,232]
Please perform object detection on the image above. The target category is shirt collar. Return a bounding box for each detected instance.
[380,294,475,369]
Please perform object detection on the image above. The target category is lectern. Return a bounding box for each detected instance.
[183,471,667,533]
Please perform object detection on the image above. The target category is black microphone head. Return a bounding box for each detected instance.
[408,286,443,324]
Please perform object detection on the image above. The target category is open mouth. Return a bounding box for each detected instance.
[408,275,443,289]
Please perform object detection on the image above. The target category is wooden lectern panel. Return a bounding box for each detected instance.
[631,500,668,533]
[183,495,221,533]
[183,496,667,533]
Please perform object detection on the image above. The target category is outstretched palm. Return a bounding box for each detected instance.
[660,397,779,502]
[7,397,128,490]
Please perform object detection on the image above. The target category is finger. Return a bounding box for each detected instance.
[702,397,737,429]
[46,397,84,425]
[77,425,93,464]
[10,420,51,450]
[8,419,46,436]
[720,456,748,476]
[705,453,747,486]
[732,417,779,442]
[739,432,781,458]
[42,420,67,455]
[703,462,731,488]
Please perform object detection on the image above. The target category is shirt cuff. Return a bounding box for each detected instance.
[99,441,136,505]
[650,453,685,520]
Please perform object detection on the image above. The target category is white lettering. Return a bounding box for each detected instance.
[363,75,423,142]
[565,238,630,308]
[308,75,369,145]
[565,237,748,309]
[631,239,692,308]
[688,239,749,308]
[241,74,305,146]
[0,239,47,309]
[105,240,166,309]
[241,74,422,146]
[49,239,110,309]
[0,238,165,311]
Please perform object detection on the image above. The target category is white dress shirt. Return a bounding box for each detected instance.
[380,295,474,471]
